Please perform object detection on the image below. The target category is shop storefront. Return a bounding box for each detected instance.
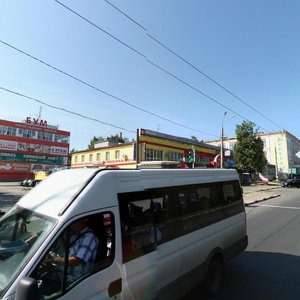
[0,118,70,181]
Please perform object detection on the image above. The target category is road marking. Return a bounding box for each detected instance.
[249,204,300,210]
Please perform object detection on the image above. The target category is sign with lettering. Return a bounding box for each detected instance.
[0,140,17,151]
[0,152,67,165]
[25,117,48,127]
[50,146,68,156]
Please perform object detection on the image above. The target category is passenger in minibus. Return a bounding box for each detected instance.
[48,218,99,282]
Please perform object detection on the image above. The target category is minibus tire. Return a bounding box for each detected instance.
[204,258,224,297]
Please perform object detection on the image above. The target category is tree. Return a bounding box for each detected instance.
[88,136,106,149]
[234,121,267,174]
[87,134,129,149]
[68,148,76,165]
[107,134,129,144]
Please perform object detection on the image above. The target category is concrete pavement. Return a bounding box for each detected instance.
[243,182,281,205]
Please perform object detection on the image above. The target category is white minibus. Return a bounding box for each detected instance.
[0,167,247,300]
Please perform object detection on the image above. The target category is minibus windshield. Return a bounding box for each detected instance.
[0,207,55,297]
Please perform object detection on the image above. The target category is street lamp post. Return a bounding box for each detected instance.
[221,111,227,168]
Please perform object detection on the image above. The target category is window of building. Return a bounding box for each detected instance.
[167,152,183,161]
[0,126,17,136]
[81,155,85,163]
[74,156,78,163]
[89,154,93,162]
[96,153,101,161]
[229,142,236,150]
[54,134,70,143]
[115,150,120,160]
[146,148,163,161]
[105,152,110,161]
[37,132,53,142]
[18,129,36,139]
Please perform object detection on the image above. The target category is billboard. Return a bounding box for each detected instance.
[0,152,67,165]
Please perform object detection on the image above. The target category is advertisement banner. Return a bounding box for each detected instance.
[10,142,68,156]
[0,152,67,165]
[50,146,68,156]
[0,162,31,173]
[0,140,17,151]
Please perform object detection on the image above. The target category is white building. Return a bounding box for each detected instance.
[206,131,300,179]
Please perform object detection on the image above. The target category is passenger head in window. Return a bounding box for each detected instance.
[128,203,144,226]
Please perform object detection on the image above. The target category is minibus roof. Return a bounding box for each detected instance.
[16,168,99,218]
[15,167,239,218]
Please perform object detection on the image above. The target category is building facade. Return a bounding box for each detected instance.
[71,129,220,169]
[0,118,70,181]
[71,141,136,169]
[206,130,300,178]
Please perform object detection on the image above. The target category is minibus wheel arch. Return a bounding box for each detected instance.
[203,252,225,296]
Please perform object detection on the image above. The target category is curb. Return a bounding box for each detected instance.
[245,194,281,206]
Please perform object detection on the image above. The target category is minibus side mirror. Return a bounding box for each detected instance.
[15,277,40,300]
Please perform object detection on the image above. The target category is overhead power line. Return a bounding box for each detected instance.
[104,0,285,132]
[53,0,272,133]
[0,86,136,134]
[54,0,145,58]
[0,39,218,138]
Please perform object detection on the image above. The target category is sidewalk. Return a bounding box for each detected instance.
[243,182,281,205]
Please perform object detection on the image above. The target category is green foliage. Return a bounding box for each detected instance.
[88,134,129,149]
[68,148,76,165]
[234,121,267,173]
[88,136,105,149]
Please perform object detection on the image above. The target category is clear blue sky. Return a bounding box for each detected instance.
[1,0,299,150]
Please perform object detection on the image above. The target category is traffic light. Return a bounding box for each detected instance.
[188,149,194,163]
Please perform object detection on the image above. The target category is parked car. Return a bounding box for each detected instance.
[20,179,27,186]
[281,178,300,188]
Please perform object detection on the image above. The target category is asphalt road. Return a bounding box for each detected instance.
[0,183,29,214]
[182,188,300,300]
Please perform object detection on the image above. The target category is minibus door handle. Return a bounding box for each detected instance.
[108,278,122,297]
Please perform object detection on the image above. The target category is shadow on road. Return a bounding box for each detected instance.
[182,251,300,300]
[219,251,300,300]
[0,191,21,212]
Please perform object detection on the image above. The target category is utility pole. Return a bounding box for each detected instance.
[192,147,195,169]
[221,111,227,168]
[136,129,140,167]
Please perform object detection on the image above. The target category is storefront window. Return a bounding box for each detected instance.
[146,148,163,161]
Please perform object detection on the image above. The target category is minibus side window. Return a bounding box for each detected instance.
[119,192,159,263]
[151,190,180,244]
[31,212,114,298]
[118,181,245,263]
[221,181,245,217]
[222,182,238,203]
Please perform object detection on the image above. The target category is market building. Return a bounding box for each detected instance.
[0,117,70,181]
[71,129,222,169]
[206,130,300,179]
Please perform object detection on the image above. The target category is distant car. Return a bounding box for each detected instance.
[24,179,40,187]
[281,179,300,188]
[20,179,28,186]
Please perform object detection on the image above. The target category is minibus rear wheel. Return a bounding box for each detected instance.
[204,258,224,297]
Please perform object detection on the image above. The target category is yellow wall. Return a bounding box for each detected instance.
[139,135,216,155]
[71,143,136,169]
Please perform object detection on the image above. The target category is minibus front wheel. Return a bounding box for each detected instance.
[204,257,224,297]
